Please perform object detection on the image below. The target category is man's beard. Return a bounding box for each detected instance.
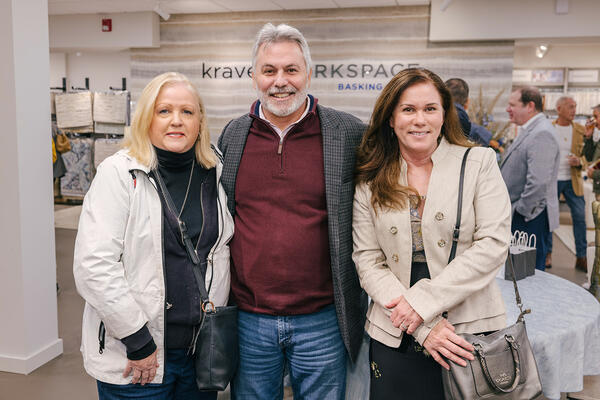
[257,84,308,117]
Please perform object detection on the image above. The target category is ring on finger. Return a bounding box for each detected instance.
[400,322,408,330]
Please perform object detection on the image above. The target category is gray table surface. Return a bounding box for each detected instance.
[496,270,600,400]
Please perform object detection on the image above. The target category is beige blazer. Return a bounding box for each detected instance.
[552,121,587,196]
[352,139,511,348]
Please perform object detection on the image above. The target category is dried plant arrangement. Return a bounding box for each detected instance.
[468,85,512,154]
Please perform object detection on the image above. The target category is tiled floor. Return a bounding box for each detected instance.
[0,207,598,400]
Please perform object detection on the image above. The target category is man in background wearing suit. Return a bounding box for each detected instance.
[218,23,366,399]
[445,77,492,146]
[546,96,587,272]
[500,87,560,271]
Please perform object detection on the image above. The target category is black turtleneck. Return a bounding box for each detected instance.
[153,146,219,350]
[154,146,209,243]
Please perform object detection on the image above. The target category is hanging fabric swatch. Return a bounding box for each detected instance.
[93,91,128,124]
[94,122,125,135]
[93,91,129,135]
[60,138,94,198]
[94,138,123,168]
[55,92,93,129]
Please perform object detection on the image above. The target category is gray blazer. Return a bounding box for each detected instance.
[217,103,368,362]
[500,114,560,231]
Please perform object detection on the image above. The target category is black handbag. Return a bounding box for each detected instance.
[191,263,238,391]
[441,148,543,400]
[153,168,238,391]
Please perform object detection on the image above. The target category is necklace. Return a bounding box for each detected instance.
[177,160,195,219]
[153,159,201,265]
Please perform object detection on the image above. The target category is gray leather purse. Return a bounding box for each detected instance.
[441,148,543,400]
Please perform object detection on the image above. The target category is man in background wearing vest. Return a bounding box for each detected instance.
[218,23,366,399]
[547,96,587,272]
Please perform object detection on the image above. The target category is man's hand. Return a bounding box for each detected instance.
[567,154,581,167]
[585,120,596,138]
[385,295,423,335]
[422,319,475,370]
[122,350,159,385]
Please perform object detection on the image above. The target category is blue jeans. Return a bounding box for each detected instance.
[548,180,587,257]
[97,349,217,400]
[231,304,347,400]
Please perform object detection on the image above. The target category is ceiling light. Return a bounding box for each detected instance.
[535,44,548,58]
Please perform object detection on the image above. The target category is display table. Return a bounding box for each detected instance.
[496,271,600,400]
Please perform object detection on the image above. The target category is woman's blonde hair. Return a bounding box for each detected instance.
[355,68,473,212]
[123,72,216,169]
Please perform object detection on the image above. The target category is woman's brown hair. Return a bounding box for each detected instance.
[355,68,472,212]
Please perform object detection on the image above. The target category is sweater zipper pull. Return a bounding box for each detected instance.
[277,141,283,155]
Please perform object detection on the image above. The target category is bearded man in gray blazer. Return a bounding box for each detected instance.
[217,23,367,400]
[500,86,560,271]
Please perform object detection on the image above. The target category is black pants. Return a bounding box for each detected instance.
[370,335,444,399]
[369,261,444,399]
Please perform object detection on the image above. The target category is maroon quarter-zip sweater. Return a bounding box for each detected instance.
[230,97,334,315]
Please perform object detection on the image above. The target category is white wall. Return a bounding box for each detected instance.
[49,11,159,50]
[63,51,131,92]
[430,0,600,42]
[49,52,66,88]
[514,42,600,69]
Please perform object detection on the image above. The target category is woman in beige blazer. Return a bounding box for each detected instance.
[353,68,511,398]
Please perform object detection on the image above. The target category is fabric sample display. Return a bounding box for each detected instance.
[51,122,67,179]
[50,92,59,115]
[93,92,128,124]
[55,92,93,129]
[94,138,123,168]
[61,126,94,134]
[60,138,94,198]
[94,122,125,135]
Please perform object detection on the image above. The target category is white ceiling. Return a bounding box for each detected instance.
[48,0,430,15]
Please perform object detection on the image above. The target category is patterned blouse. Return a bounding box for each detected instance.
[409,195,427,263]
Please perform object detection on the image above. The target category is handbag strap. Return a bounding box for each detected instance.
[447,147,472,263]
[153,169,201,265]
[153,170,214,310]
[447,147,530,322]
[506,252,530,322]
[475,334,522,392]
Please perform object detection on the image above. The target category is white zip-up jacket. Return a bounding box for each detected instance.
[73,148,234,384]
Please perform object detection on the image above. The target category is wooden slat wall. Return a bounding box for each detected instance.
[131,6,514,141]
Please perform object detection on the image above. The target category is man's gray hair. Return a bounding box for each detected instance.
[251,23,312,73]
[555,95,574,108]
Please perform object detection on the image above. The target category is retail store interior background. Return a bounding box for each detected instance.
[1,0,599,399]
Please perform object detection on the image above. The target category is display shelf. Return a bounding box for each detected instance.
[513,67,600,115]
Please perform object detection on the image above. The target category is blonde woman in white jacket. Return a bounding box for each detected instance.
[353,68,511,398]
[73,72,234,400]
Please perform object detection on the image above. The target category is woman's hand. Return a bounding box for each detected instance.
[588,166,596,179]
[122,350,159,385]
[385,295,423,335]
[423,319,475,370]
